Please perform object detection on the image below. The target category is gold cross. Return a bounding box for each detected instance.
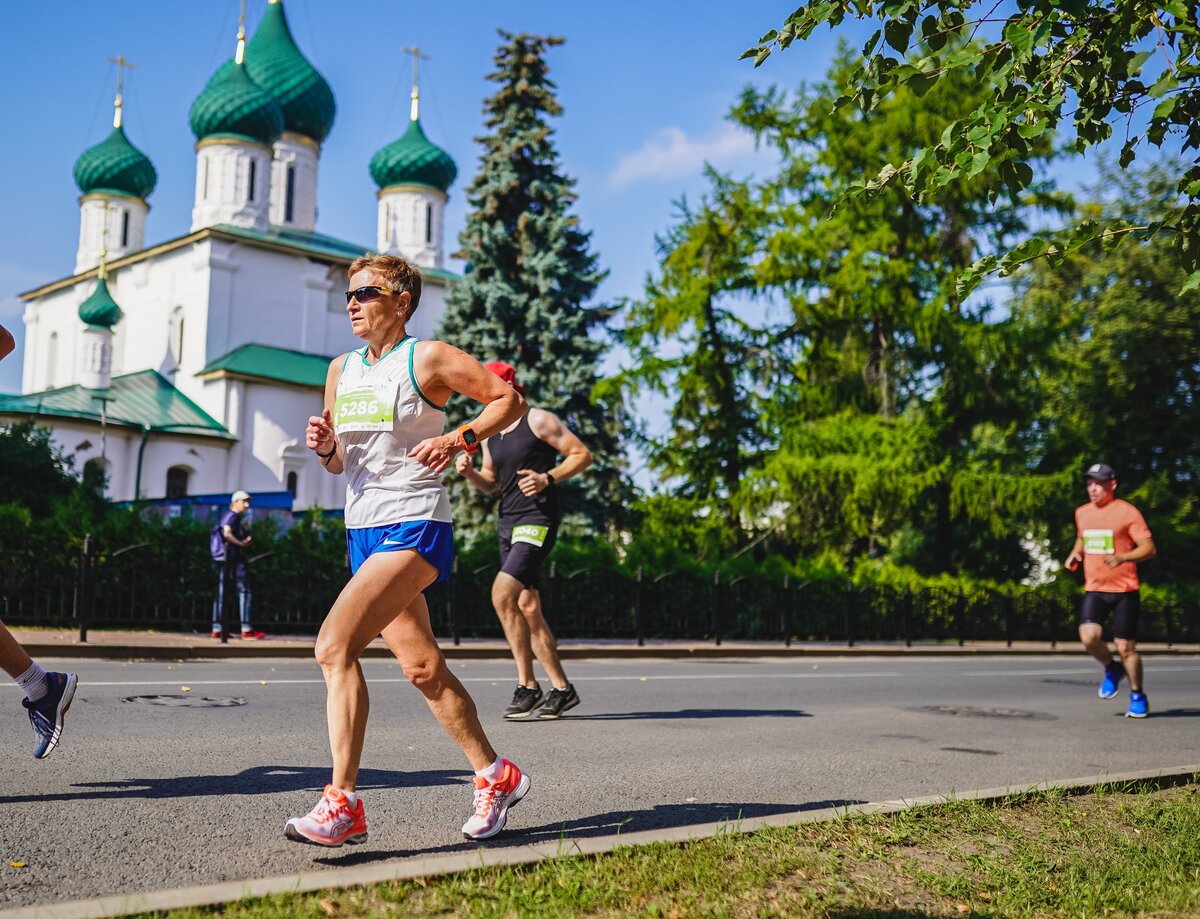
[400,45,430,120]
[106,55,136,128]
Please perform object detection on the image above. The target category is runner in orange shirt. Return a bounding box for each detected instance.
[1063,463,1156,718]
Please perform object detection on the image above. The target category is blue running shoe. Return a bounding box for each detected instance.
[1098,661,1125,699]
[1126,691,1149,719]
[21,672,78,758]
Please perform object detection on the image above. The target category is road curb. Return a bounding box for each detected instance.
[5,763,1196,919]
[17,642,1200,662]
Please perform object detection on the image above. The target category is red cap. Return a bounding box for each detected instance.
[484,361,526,394]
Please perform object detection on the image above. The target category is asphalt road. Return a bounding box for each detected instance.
[1,654,1198,909]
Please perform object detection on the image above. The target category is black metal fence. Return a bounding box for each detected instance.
[3,535,1198,646]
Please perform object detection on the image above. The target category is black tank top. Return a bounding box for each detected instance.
[489,414,560,523]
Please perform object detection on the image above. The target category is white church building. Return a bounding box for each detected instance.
[0,0,459,517]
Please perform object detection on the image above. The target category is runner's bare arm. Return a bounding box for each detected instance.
[306,355,348,474]
[1064,536,1084,571]
[516,408,594,496]
[411,341,526,473]
[456,439,500,493]
[1105,536,1156,568]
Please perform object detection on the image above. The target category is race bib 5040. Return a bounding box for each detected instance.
[511,524,549,548]
[1083,529,1115,554]
[334,384,395,432]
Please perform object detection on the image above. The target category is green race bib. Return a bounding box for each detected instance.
[511,524,549,548]
[1083,529,1114,555]
[333,384,395,432]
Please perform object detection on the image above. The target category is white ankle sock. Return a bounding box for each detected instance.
[15,663,48,701]
[476,757,504,782]
[339,788,358,807]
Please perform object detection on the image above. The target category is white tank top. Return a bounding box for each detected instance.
[332,337,452,528]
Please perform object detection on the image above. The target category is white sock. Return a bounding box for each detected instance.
[476,756,505,782]
[15,663,48,701]
[338,787,358,807]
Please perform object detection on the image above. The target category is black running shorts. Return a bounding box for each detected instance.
[497,518,558,589]
[1079,590,1140,640]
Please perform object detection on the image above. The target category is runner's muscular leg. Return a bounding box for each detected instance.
[380,594,496,772]
[314,549,436,790]
[517,587,569,689]
[1115,637,1143,691]
[492,572,536,686]
[0,620,34,678]
[1078,622,1113,666]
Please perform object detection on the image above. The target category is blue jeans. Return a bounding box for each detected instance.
[212,560,252,632]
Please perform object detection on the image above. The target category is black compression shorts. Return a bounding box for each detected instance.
[497,519,559,589]
[1079,590,1140,640]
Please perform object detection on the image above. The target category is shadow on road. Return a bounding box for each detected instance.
[313,798,863,868]
[550,708,812,722]
[1117,708,1200,719]
[0,765,470,805]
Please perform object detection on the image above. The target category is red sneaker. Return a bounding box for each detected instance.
[241,630,266,640]
[462,758,530,839]
[211,630,222,639]
[284,785,368,846]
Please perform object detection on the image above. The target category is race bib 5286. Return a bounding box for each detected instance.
[334,384,395,432]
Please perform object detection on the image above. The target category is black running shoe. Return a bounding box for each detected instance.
[504,684,544,719]
[536,684,580,719]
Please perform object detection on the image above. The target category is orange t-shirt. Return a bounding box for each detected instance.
[1074,498,1152,593]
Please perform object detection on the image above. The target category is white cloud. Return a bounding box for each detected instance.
[609,125,768,188]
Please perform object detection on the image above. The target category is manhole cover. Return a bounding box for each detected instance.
[121,695,245,708]
[911,704,1055,721]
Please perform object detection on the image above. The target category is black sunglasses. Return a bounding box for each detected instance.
[345,285,395,305]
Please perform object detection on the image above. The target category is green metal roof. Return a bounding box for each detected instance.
[0,371,233,440]
[370,119,457,193]
[77,276,123,329]
[245,0,336,143]
[74,125,157,200]
[199,343,332,388]
[189,59,285,146]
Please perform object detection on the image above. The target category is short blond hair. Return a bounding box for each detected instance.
[348,254,422,321]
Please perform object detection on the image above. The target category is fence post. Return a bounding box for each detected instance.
[903,587,912,648]
[712,570,722,647]
[782,575,792,648]
[634,567,645,647]
[1048,598,1058,650]
[75,534,95,643]
[1164,599,1175,649]
[220,560,233,644]
[1004,593,1014,648]
[844,583,855,648]
[546,561,558,636]
[450,557,462,646]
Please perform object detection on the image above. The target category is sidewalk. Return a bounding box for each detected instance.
[8,627,1200,661]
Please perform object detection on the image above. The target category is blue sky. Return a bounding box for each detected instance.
[0,0,866,395]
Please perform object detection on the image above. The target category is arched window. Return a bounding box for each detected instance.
[284,165,296,223]
[286,470,298,495]
[46,332,58,389]
[121,210,130,247]
[425,203,433,243]
[165,466,190,499]
[83,457,109,494]
[248,159,257,203]
[169,307,185,363]
[201,159,209,200]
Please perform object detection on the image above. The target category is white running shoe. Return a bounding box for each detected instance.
[284,785,368,847]
[462,758,531,840]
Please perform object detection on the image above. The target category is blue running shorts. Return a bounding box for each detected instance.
[346,520,454,585]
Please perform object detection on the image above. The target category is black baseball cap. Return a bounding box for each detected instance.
[1084,463,1116,482]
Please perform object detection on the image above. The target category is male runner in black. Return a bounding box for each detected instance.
[455,361,593,719]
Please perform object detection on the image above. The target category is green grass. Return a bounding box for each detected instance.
[142,781,1200,918]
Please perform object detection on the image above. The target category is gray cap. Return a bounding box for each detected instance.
[1084,463,1116,482]
[231,490,251,503]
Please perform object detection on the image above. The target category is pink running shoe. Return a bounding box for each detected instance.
[462,759,531,840]
[284,785,368,846]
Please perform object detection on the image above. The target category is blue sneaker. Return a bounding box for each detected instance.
[21,672,78,758]
[1125,691,1149,719]
[1098,661,1125,699]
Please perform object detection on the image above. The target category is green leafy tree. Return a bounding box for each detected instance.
[746,2,1200,294]
[439,31,627,540]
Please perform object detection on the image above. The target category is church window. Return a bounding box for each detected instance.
[286,470,298,495]
[165,466,190,499]
[248,160,257,203]
[170,307,185,363]
[46,332,58,389]
[121,210,129,247]
[285,166,296,223]
[202,159,209,200]
[425,204,433,244]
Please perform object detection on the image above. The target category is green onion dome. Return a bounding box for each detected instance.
[189,59,285,146]
[370,119,457,193]
[73,125,157,200]
[78,276,123,329]
[245,1,336,144]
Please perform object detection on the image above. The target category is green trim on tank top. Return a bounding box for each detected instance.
[358,335,413,367]
[407,339,446,411]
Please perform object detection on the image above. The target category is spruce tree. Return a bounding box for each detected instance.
[439,32,627,542]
